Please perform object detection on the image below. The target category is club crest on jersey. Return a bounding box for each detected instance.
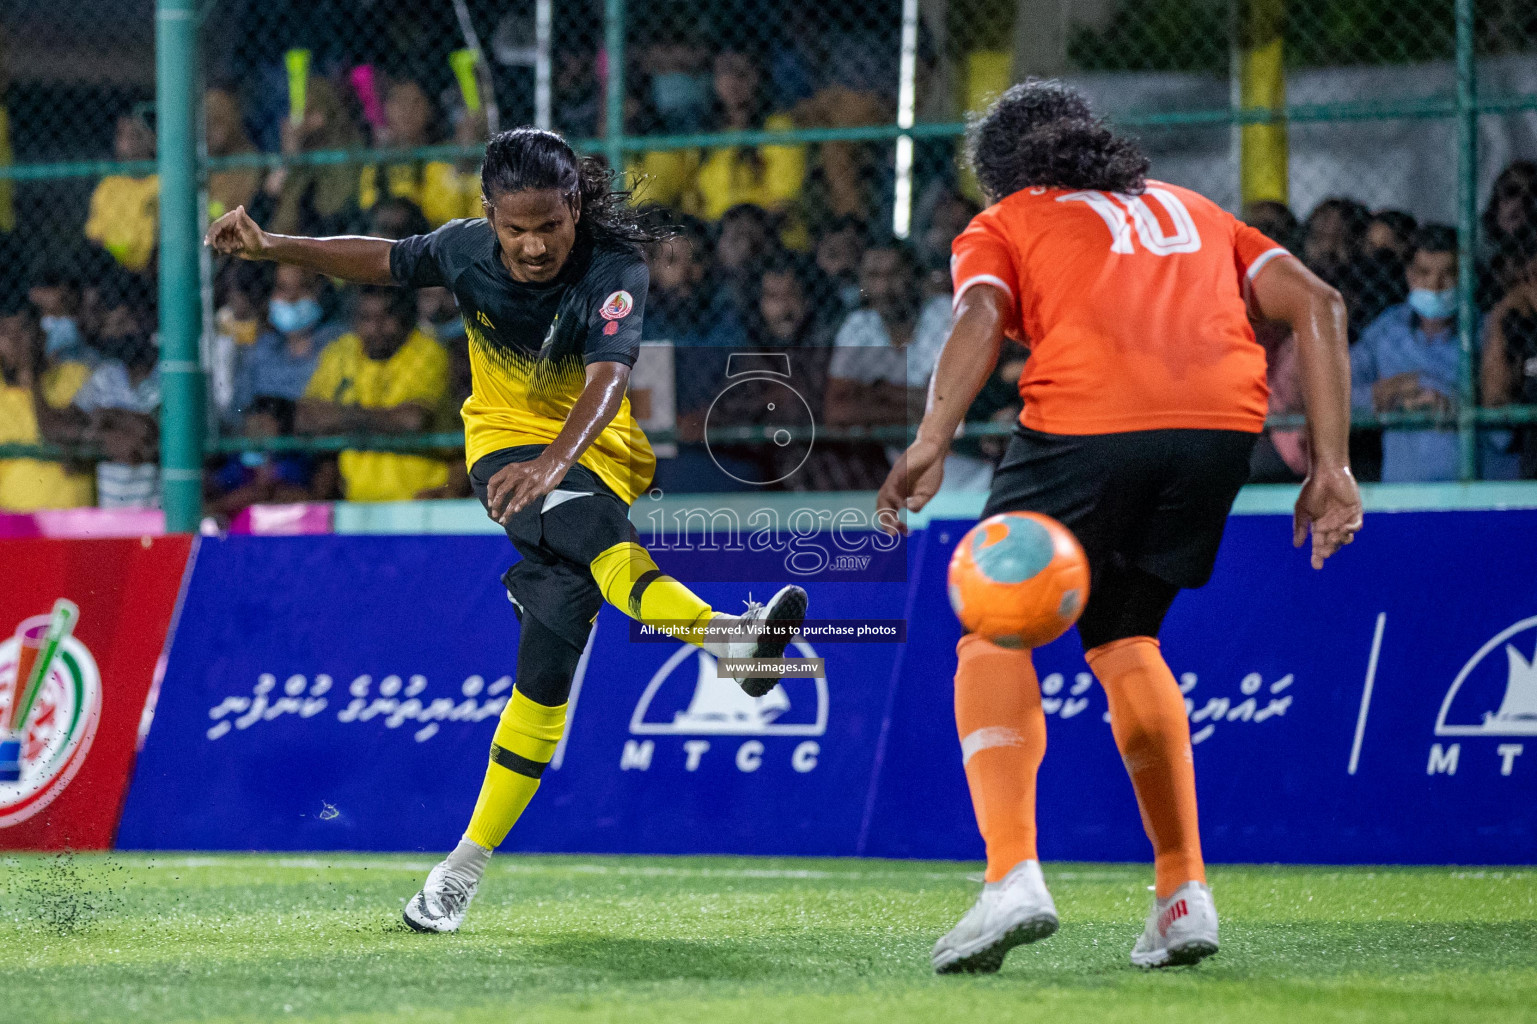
[600,290,634,321]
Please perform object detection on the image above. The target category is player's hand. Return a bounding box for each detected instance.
[205,206,270,260]
[486,456,566,526]
[876,439,947,536]
[1293,465,1362,570]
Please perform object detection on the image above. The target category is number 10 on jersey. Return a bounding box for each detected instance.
[1059,188,1203,256]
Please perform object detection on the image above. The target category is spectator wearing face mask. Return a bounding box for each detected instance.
[1351,225,1513,482]
[1356,209,1418,327]
[69,285,162,508]
[0,300,94,510]
[26,266,95,366]
[232,265,344,416]
[85,113,159,273]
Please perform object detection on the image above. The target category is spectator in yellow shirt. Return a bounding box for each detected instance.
[298,286,451,502]
[693,51,806,224]
[85,114,159,273]
[205,87,260,222]
[0,302,94,510]
[359,80,481,228]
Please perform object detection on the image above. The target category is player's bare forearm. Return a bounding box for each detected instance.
[1249,257,1351,472]
[261,234,395,284]
[205,206,395,285]
[485,361,630,524]
[914,286,1008,450]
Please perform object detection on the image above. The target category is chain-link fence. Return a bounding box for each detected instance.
[3,0,1537,519]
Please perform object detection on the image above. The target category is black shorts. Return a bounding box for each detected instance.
[981,427,1257,591]
[471,446,636,649]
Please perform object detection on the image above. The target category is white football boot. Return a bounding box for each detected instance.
[708,585,809,697]
[932,860,1059,974]
[1129,880,1220,968]
[403,858,480,933]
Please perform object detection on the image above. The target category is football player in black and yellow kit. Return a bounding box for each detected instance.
[207,128,807,932]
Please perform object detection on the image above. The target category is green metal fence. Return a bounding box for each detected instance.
[2,0,1536,529]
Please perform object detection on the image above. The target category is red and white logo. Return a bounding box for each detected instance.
[0,605,101,827]
[600,290,634,321]
[1157,898,1188,936]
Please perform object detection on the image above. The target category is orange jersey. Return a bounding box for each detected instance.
[950,180,1289,435]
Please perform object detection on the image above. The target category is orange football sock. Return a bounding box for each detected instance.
[953,633,1047,883]
[1086,636,1205,899]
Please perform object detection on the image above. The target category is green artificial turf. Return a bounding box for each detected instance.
[1,854,1534,1024]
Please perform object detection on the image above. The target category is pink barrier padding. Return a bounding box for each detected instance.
[26,507,167,538]
[230,503,334,535]
[0,512,43,538]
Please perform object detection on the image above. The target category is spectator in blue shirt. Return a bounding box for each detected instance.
[232,265,344,417]
[1351,224,1514,481]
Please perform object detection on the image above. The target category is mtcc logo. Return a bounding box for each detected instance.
[0,603,101,827]
[1426,615,1537,778]
[621,640,826,774]
[1436,615,1537,737]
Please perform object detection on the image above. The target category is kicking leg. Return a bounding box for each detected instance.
[586,538,807,698]
[933,634,1058,974]
[404,615,580,934]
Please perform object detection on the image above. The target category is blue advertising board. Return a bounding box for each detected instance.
[118,511,1537,863]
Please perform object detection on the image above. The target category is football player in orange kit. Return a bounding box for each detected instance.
[877,81,1363,972]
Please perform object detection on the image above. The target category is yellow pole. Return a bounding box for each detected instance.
[1240,0,1288,205]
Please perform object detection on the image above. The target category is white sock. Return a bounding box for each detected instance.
[446,837,492,883]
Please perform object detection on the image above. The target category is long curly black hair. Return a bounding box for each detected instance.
[480,127,664,249]
[966,80,1150,202]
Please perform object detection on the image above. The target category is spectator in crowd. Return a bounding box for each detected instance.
[824,242,952,483]
[711,203,780,324]
[642,215,755,493]
[417,285,466,347]
[27,266,94,365]
[1241,200,1299,252]
[368,196,430,242]
[359,79,481,228]
[234,265,344,416]
[811,215,866,323]
[298,286,451,502]
[85,113,159,274]
[259,77,363,237]
[1357,209,1418,326]
[70,286,161,508]
[644,214,740,347]
[790,69,891,226]
[208,261,271,424]
[626,31,709,210]
[1481,238,1537,478]
[205,87,260,221]
[913,185,979,297]
[205,395,333,520]
[1350,224,1513,482]
[694,51,806,226]
[1483,161,1537,263]
[0,301,94,510]
[1303,197,1374,336]
[754,254,834,352]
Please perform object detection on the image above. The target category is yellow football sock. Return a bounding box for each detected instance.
[590,540,717,646]
[463,687,567,850]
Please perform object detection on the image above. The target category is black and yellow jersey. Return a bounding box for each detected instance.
[390,219,655,503]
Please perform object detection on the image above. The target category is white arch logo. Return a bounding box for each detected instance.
[1435,615,1537,737]
[629,640,827,737]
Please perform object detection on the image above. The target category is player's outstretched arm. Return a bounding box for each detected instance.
[204,205,396,285]
[876,285,1007,535]
[485,360,631,526]
[1248,255,1363,569]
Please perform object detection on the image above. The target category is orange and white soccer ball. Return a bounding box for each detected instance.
[947,512,1090,648]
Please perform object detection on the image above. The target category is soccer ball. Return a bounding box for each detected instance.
[947,512,1090,649]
